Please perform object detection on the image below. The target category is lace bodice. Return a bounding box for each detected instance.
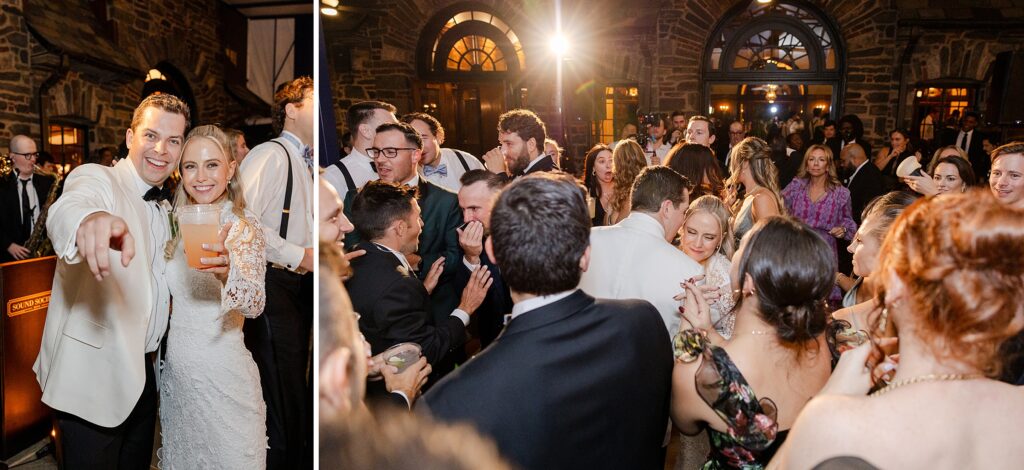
[704,253,736,338]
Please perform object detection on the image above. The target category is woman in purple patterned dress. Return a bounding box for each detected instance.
[781,144,857,305]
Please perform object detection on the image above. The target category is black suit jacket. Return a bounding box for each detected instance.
[344,242,467,365]
[343,179,464,324]
[0,173,56,262]
[454,244,512,349]
[954,131,990,184]
[845,162,886,224]
[822,137,842,161]
[422,291,673,470]
[524,155,555,175]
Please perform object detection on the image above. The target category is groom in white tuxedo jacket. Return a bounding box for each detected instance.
[578,166,703,338]
[33,94,224,468]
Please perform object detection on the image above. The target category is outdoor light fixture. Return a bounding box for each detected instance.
[629,87,638,97]
[549,34,569,57]
[321,0,339,16]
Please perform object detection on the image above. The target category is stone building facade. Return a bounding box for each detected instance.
[0,0,260,164]
[324,0,1024,167]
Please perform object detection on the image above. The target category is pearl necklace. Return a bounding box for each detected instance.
[870,373,983,397]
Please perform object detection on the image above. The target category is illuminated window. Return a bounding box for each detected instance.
[733,30,809,71]
[431,10,525,73]
[145,69,167,82]
[447,36,507,72]
[49,124,86,171]
[708,1,837,71]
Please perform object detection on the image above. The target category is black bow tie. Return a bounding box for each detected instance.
[143,185,172,202]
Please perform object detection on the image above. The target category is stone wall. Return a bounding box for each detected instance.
[0,0,243,154]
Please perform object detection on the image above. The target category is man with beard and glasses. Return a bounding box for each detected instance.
[481,109,554,180]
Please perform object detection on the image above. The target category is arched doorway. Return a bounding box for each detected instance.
[415,6,526,157]
[702,1,844,136]
[141,62,199,129]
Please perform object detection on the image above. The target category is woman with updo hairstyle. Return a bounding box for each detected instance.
[664,143,726,200]
[677,195,736,338]
[775,189,1024,469]
[605,139,647,225]
[873,128,922,191]
[671,216,836,469]
[725,137,784,246]
[582,144,614,226]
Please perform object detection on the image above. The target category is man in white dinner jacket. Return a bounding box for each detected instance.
[34,94,226,468]
[578,166,703,337]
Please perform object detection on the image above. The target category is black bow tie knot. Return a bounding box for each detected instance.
[143,185,172,202]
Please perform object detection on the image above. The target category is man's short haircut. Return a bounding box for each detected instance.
[992,141,1024,163]
[670,110,686,120]
[272,76,313,135]
[497,109,547,149]
[131,93,191,134]
[823,119,837,129]
[401,112,444,139]
[346,101,397,136]
[630,166,690,213]
[375,122,423,150]
[351,181,417,241]
[489,173,590,295]
[460,169,508,191]
[963,111,981,121]
[687,115,715,134]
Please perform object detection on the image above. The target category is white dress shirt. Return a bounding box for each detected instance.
[323,148,377,202]
[509,289,576,322]
[421,148,484,192]
[238,130,313,272]
[956,130,974,153]
[16,176,40,226]
[124,160,170,353]
[578,212,703,337]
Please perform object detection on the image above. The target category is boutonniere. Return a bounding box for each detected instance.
[160,200,173,213]
[164,211,180,260]
[396,265,410,277]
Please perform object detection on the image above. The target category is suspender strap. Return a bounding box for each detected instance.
[333,159,357,192]
[452,150,471,172]
[270,140,294,239]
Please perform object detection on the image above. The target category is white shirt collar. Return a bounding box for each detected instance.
[510,289,576,321]
[373,242,414,272]
[403,174,421,187]
[279,130,305,150]
[524,154,547,173]
[119,157,156,197]
[349,147,373,164]
[849,159,870,182]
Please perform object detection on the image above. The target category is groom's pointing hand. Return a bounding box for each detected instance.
[77,211,136,281]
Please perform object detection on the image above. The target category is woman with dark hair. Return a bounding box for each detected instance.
[726,137,783,245]
[606,140,647,225]
[775,190,1024,469]
[902,150,976,197]
[582,144,614,226]
[873,129,922,191]
[664,143,725,200]
[671,216,837,469]
[782,144,857,305]
[833,191,918,347]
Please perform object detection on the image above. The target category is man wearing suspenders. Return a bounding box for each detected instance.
[401,112,484,193]
[238,77,315,468]
[323,101,398,201]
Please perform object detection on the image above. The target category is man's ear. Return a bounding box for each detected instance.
[579,245,591,273]
[708,134,716,146]
[285,102,299,122]
[320,347,353,415]
[125,128,134,150]
[527,137,538,155]
[485,236,496,265]
[411,149,422,166]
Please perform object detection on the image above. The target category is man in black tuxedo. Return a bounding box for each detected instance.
[949,111,989,183]
[345,182,491,385]
[343,122,465,326]
[455,170,511,350]
[838,114,872,162]
[480,109,554,179]
[839,143,886,225]
[1,135,57,262]
[422,173,674,470]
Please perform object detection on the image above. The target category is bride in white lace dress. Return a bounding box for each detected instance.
[159,125,267,469]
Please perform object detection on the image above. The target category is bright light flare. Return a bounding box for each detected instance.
[549,34,570,57]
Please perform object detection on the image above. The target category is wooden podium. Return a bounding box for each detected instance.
[0,256,56,460]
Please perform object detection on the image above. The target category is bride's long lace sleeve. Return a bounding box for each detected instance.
[221,214,267,318]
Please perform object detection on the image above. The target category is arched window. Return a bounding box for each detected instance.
[702,1,844,125]
[421,9,525,78]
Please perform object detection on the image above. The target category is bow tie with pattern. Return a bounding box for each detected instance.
[143,185,172,202]
[302,145,314,169]
[423,163,448,178]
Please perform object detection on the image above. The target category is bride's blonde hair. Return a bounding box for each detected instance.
[166,125,251,259]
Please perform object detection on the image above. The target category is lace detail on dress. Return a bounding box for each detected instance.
[673,329,781,469]
[704,253,737,338]
[221,211,266,318]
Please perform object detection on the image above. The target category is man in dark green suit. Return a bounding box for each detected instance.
[342,122,464,329]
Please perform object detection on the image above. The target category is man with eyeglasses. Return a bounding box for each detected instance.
[714,120,745,174]
[1,135,57,262]
[343,123,466,376]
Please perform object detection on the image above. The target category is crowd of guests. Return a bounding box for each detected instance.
[319,100,1024,469]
